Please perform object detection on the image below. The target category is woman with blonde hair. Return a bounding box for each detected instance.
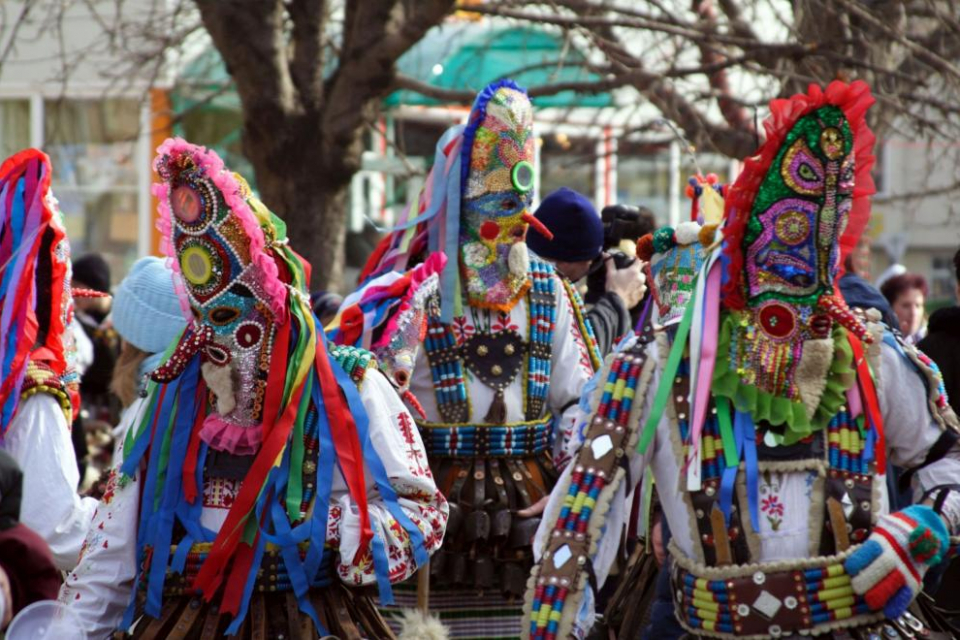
[109,257,186,435]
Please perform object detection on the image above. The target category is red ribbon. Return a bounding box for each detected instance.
[182,379,208,504]
[848,332,885,473]
[313,336,374,563]
[192,322,305,600]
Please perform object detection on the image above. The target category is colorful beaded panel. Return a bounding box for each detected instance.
[418,415,553,458]
[421,259,557,428]
[154,141,282,433]
[651,240,707,326]
[559,277,602,371]
[672,558,877,637]
[525,260,557,420]
[459,82,536,312]
[525,328,655,640]
[743,105,853,305]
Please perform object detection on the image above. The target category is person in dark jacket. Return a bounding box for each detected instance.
[919,255,960,409]
[527,188,647,355]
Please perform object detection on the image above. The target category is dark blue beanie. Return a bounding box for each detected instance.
[527,187,603,262]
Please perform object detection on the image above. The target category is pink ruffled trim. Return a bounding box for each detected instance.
[152,137,288,322]
[199,413,263,455]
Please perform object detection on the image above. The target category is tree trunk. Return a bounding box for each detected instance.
[240,113,358,293]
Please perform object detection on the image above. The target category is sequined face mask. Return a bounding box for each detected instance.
[459,85,538,312]
[744,106,854,305]
[156,148,280,443]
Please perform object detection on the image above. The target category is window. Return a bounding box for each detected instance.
[44,98,141,282]
[0,99,30,159]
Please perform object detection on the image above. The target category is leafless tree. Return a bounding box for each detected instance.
[3,0,959,288]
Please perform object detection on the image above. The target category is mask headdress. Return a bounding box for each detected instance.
[119,139,427,633]
[721,81,876,316]
[358,79,549,322]
[0,149,75,436]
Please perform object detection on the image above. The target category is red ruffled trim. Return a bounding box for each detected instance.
[721,81,876,310]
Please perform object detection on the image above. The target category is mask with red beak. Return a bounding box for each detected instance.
[459,81,550,312]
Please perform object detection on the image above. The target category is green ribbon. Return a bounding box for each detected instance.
[637,272,699,454]
[286,370,313,521]
[716,396,738,468]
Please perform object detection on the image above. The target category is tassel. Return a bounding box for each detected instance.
[484,389,507,424]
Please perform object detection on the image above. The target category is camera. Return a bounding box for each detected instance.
[584,204,656,304]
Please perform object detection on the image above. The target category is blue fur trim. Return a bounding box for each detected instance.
[844,538,883,576]
[459,79,527,188]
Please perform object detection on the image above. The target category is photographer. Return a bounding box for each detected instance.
[527,188,647,355]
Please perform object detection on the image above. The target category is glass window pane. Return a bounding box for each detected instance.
[0,99,31,159]
[44,99,142,281]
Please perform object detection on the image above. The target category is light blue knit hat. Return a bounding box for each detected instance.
[112,256,187,354]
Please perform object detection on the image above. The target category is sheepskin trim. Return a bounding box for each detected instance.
[807,467,828,557]
[397,609,449,640]
[735,474,763,561]
[796,338,834,420]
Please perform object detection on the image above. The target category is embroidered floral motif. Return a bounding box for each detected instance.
[760,471,785,530]
[452,315,476,344]
[203,476,240,509]
[397,413,431,478]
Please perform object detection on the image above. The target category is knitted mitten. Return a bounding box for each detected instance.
[844,504,949,618]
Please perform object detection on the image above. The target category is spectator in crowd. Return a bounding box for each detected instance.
[839,243,898,329]
[0,450,60,630]
[881,272,929,344]
[919,248,960,415]
[72,253,121,423]
[527,187,647,356]
[109,256,187,444]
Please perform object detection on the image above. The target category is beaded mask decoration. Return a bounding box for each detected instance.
[718,81,875,426]
[153,138,289,454]
[0,149,80,435]
[638,221,716,326]
[459,80,544,312]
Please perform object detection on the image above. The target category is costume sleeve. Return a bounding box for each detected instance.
[585,292,630,357]
[879,341,960,534]
[1,393,97,571]
[331,370,448,586]
[548,276,598,470]
[58,400,145,639]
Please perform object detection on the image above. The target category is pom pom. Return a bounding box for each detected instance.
[675,221,701,245]
[652,227,675,254]
[636,234,655,261]
[699,224,719,247]
[706,173,719,184]
[684,184,696,199]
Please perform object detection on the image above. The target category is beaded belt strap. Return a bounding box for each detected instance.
[417,415,553,458]
[143,543,335,597]
[523,326,657,640]
[670,548,883,639]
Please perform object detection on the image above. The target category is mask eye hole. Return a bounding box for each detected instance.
[501,198,516,211]
[208,306,241,326]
